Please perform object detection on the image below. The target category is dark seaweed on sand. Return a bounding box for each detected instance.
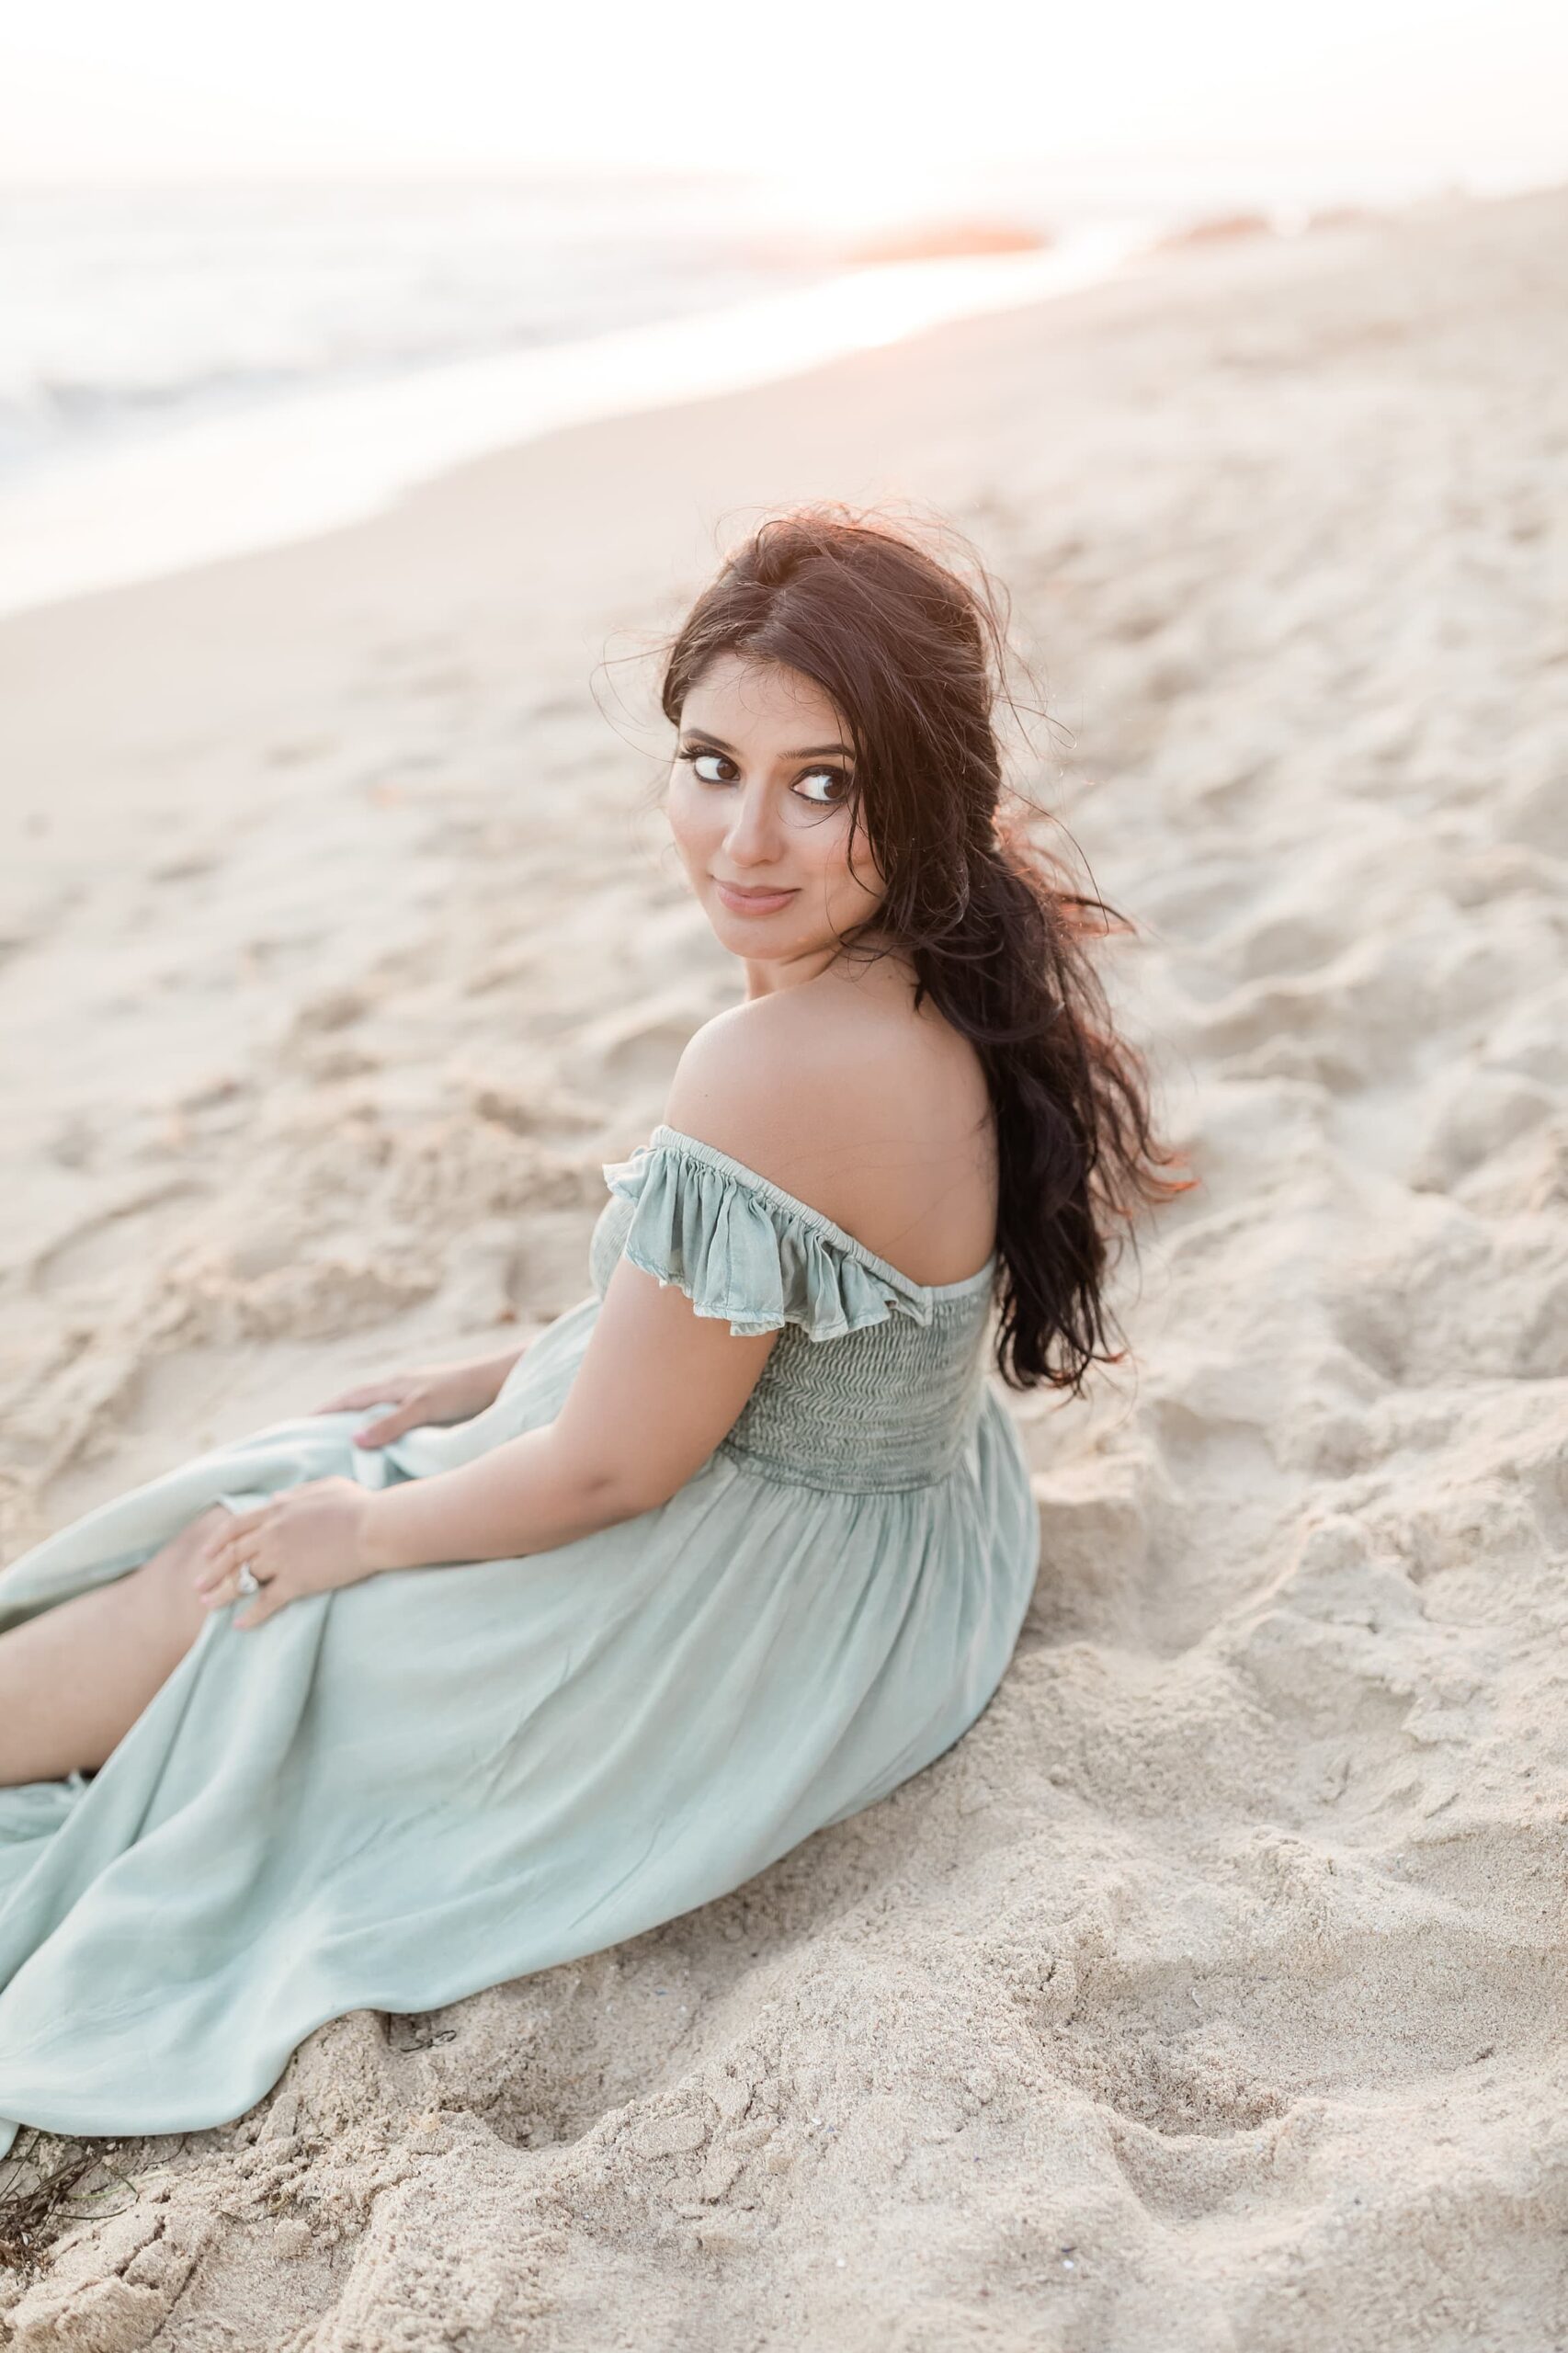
[0,2131,130,2276]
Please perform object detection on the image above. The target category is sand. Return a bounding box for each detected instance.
[1,187,1565,2350]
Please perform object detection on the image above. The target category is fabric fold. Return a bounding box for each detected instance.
[600,1131,936,1343]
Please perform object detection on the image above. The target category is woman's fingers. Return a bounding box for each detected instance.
[198,1504,269,1575]
[196,1544,252,1602]
[309,1378,413,1415]
[233,1577,290,1632]
[201,1506,265,1561]
[197,1557,289,1627]
[351,1405,422,1448]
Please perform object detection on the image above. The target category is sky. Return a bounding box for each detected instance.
[0,0,1563,199]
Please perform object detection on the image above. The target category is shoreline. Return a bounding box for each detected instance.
[0,224,1148,621]
[2,183,1565,2348]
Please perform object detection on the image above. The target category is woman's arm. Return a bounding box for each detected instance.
[358,1028,816,1572]
[201,1034,796,1611]
[203,1245,778,1612]
[356,1251,778,1572]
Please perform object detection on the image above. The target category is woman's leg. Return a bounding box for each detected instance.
[0,1505,228,1789]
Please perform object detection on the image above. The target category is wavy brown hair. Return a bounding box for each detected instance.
[654,503,1195,1395]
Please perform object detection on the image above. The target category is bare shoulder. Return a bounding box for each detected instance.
[662,981,996,1283]
[661,994,853,1186]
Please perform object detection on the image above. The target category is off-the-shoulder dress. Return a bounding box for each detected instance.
[0,1124,1039,2159]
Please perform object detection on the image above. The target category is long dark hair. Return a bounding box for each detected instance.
[655,503,1195,1396]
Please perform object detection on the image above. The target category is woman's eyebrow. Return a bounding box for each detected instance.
[680,728,854,760]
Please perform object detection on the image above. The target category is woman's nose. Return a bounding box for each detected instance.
[722,786,782,867]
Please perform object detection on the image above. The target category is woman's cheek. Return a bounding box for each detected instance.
[843,833,887,912]
[665,779,711,870]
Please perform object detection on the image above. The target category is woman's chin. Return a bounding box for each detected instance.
[709,915,799,960]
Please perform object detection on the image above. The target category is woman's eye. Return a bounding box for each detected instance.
[684,749,734,785]
[677,748,848,803]
[794,767,849,807]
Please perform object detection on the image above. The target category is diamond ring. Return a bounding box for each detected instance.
[236,1561,262,1597]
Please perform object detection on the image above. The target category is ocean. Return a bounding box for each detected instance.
[25,162,1453,614]
[0,171,1179,615]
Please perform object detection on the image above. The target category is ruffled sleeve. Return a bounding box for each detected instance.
[600,1129,936,1344]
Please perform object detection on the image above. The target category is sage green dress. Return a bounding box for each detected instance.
[0,1126,1039,2161]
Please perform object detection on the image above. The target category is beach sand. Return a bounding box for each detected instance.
[1,187,1565,2350]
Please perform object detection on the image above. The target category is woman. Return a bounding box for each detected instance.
[0,506,1185,2164]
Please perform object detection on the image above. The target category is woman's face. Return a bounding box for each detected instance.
[665,651,887,968]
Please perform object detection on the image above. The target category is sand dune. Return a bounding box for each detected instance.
[1,188,1565,2349]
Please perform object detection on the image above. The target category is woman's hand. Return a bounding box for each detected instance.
[194,1477,379,1629]
[311,1351,520,1448]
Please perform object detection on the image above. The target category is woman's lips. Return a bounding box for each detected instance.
[712,880,799,916]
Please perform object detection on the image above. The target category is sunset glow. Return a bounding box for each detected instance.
[1,0,1562,199]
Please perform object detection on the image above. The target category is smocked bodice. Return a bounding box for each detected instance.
[587,1127,997,1495]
